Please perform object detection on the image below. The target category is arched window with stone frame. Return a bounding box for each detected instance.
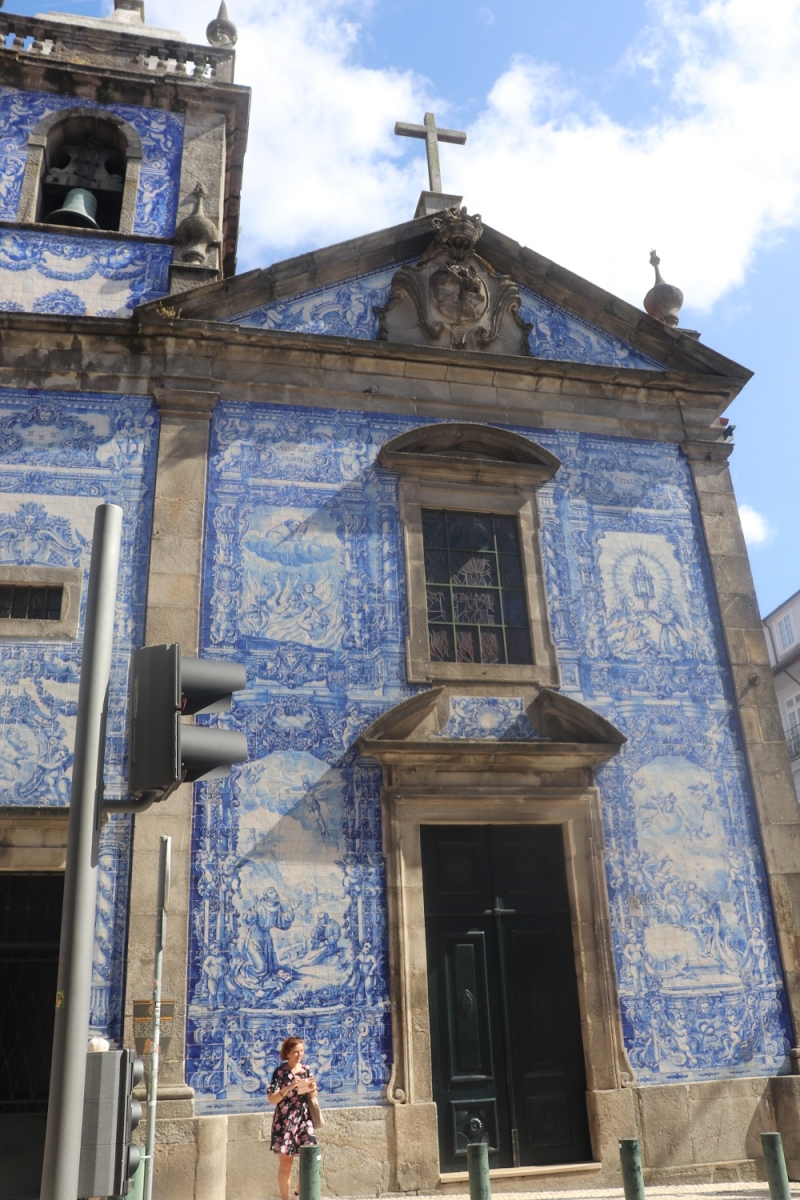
[379,421,562,687]
[16,108,143,233]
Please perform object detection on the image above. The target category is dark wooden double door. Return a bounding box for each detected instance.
[421,825,591,1172]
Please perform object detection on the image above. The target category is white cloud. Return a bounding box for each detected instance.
[479,7,495,24]
[144,0,800,309]
[739,504,776,548]
[146,0,434,265]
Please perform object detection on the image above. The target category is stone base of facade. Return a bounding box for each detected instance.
[141,1076,800,1199]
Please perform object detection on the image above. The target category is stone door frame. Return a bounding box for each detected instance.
[380,778,633,1173]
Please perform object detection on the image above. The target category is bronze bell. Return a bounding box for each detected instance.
[44,187,100,229]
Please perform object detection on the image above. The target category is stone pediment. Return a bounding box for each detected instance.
[357,687,626,772]
[377,422,561,486]
[137,211,752,381]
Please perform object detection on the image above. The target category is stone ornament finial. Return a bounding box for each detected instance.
[643,249,684,327]
[175,183,220,264]
[207,1,238,46]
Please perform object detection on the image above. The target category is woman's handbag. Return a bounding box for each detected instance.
[308,1093,325,1129]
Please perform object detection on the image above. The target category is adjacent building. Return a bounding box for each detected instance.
[2,4,800,1198]
[763,590,800,800]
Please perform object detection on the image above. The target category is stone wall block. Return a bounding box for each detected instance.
[754,770,800,823]
[711,553,759,598]
[761,823,800,876]
[688,1078,772,1164]
[727,627,769,667]
[146,571,203,609]
[586,1087,637,1178]
[195,1116,228,1200]
[392,1102,440,1192]
[703,513,748,557]
[759,701,793,745]
[145,606,200,649]
[152,1140,199,1200]
[746,740,796,780]
[637,1083,692,1168]
[720,590,764,633]
[690,460,738,495]
[768,874,800,968]
[772,1076,800,1180]
[744,627,774,665]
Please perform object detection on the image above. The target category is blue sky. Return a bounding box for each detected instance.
[13,0,800,613]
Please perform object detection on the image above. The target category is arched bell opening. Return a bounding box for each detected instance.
[38,114,129,232]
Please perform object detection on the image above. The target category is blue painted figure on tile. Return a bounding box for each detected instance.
[309,912,343,965]
[236,887,295,996]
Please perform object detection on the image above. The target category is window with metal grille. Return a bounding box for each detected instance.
[422,509,533,665]
[0,585,63,622]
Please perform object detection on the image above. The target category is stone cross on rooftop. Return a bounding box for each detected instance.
[394,112,467,195]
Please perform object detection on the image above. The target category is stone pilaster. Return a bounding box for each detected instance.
[686,445,800,1043]
[123,388,218,1100]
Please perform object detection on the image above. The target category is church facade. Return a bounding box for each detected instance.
[2,5,800,1199]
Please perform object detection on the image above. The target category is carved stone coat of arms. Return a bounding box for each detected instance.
[377,208,531,355]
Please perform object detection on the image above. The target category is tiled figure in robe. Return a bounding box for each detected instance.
[237,888,294,992]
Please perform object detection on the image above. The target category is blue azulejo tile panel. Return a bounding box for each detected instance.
[224,264,405,338]
[435,695,544,741]
[0,87,183,236]
[517,287,665,370]
[193,402,789,1107]
[190,402,425,1114]
[0,231,172,316]
[528,430,792,1082]
[0,387,159,1042]
[221,264,665,370]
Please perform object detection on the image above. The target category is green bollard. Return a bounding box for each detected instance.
[762,1132,792,1200]
[299,1143,322,1200]
[467,1141,491,1200]
[619,1138,646,1200]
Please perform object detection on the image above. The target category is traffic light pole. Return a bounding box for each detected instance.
[143,835,171,1200]
[40,503,123,1200]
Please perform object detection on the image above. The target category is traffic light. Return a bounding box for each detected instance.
[78,1049,144,1198]
[128,643,247,797]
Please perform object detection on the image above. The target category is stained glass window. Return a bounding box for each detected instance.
[422,510,533,665]
[0,585,62,622]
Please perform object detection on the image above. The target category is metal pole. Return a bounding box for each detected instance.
[467,1142,491,1200]
[763,1132,793,1200]
[40,503,123,1200]
[299,1144,322,1200]
[619,1138,646,1200]
[143,835,171,1200]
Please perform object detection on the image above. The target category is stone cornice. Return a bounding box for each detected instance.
[0,312,743,442]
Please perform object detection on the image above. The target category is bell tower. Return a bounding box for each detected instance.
[0,0,249,316]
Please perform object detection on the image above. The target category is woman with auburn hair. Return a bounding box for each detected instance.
[268,1037,318,1200]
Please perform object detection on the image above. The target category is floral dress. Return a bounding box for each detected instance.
[269,1062,317,1155]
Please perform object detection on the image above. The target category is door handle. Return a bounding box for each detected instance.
[484,908,516,915]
